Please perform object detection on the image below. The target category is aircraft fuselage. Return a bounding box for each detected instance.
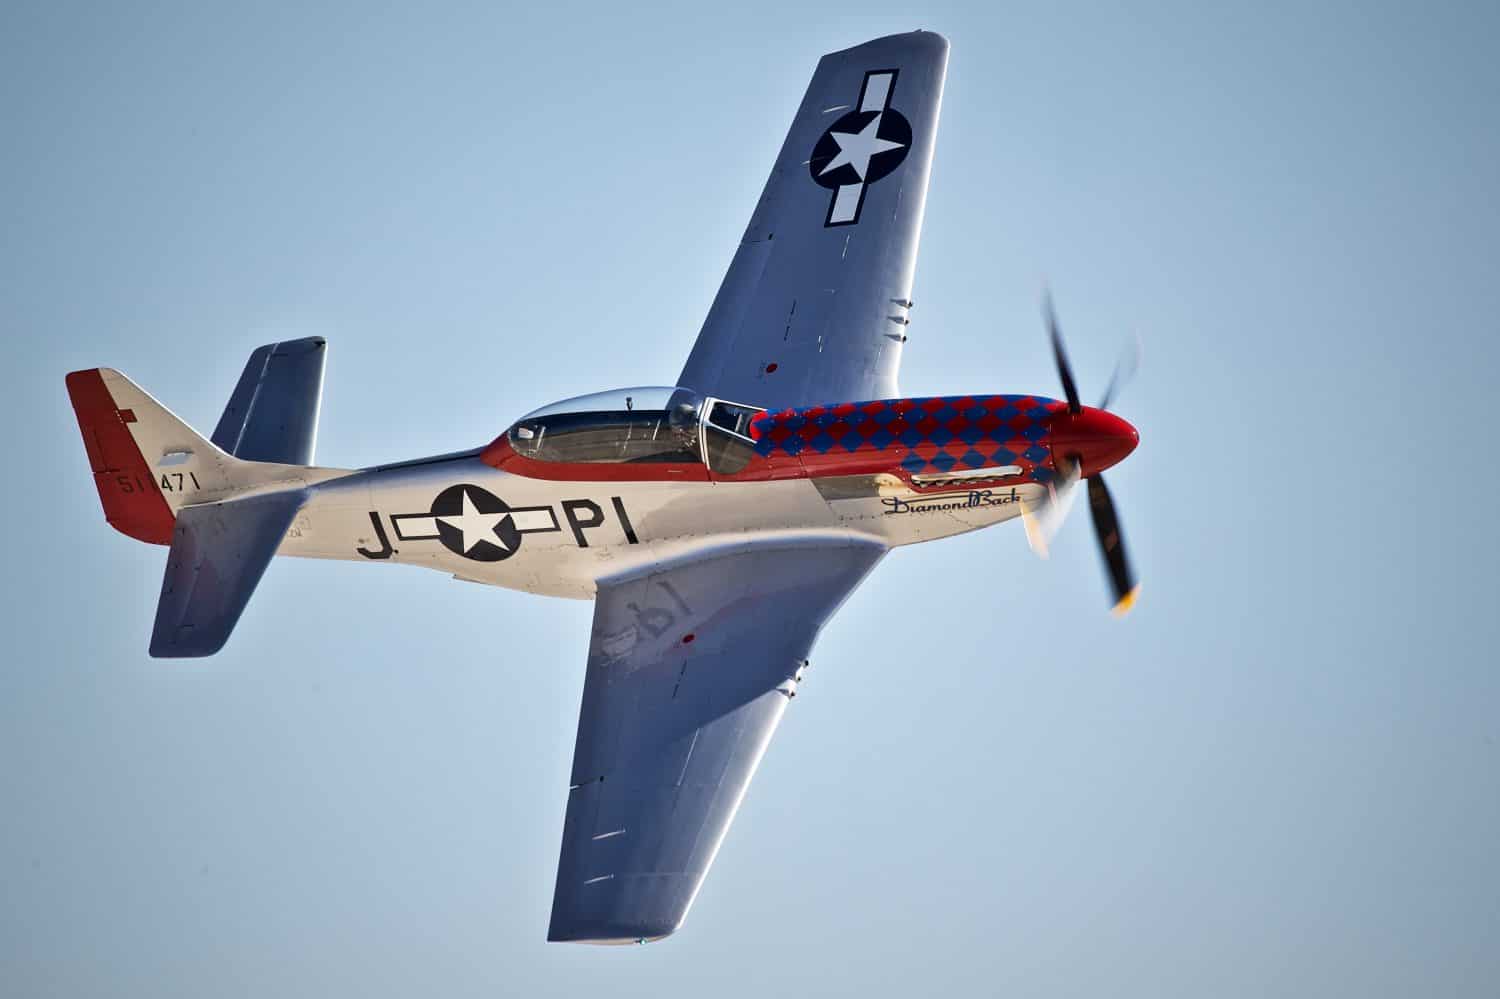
[278,392,1138,599]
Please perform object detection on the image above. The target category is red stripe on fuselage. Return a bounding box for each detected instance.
[480,436,712,482]
[65,369,174,545]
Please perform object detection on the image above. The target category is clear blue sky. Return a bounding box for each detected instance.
[4,1,1498,995]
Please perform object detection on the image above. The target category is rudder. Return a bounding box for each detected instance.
[66,368,185,544]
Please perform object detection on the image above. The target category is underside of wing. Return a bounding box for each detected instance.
[548,539,886,943]
[678,31,949,412]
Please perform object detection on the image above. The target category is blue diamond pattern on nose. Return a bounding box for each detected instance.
[756,397,1085,477]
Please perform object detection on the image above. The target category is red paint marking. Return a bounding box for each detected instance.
[65,369,173,545]
[1048,407,1139,477]
[481,393,1112,488]
[764,362,778,373]
[480,435,710,482]
[681,633,696,644]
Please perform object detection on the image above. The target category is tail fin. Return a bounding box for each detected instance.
[67,353,347,543]
[66,347,349,657]
[65,367,213,543]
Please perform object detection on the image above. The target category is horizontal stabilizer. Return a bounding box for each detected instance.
[150,490,305,658]
[212,338,327,464]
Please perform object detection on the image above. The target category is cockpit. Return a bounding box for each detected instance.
[505,387,765,475]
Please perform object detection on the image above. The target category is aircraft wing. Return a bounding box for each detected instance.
[678,31,948,411]
[211,337,327,465]
[548,538,886,943]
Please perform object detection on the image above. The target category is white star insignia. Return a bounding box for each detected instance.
[819,113,905,181]
[438,488,510,554]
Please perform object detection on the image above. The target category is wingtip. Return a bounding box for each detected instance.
[910,28,951,51]
[547,909,680,946]
[149,633,230,658]
[831,29,950,58]
[546,927,675,946]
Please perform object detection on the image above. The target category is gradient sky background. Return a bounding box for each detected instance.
[4,1,1498,996]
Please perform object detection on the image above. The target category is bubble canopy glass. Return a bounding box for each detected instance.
[516,387,699,424]
[507,387,763,472]
[508,387,704,465]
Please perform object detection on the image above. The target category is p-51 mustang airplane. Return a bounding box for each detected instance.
[67,31,1139,944]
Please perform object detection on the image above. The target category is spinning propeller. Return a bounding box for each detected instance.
[1023,292,1141,616]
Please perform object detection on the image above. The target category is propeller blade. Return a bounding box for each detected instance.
[1021,456,1081,559]
[1097,333,1142,411]
[1086,474,1139,615]
[1044,291,1082,414]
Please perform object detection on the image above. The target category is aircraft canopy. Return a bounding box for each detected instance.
[508,387,763,473]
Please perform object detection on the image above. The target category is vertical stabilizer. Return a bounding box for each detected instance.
[65,368,180,544]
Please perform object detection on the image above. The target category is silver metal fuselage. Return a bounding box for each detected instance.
[280,455,1039,599]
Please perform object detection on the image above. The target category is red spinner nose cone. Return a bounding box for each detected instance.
[1049,407,1139,476]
